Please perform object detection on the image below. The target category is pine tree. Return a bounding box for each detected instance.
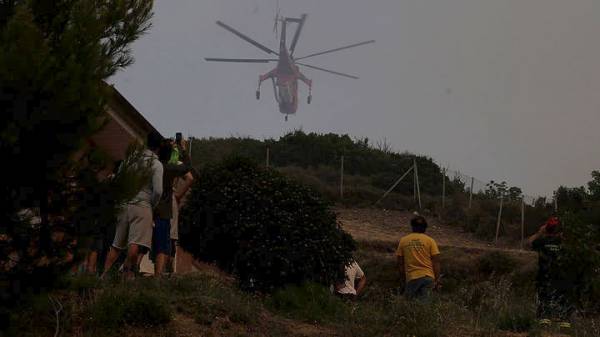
[0,0,154,328]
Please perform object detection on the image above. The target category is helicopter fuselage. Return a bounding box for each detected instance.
[258,18,311,117]
[205,14,371,120]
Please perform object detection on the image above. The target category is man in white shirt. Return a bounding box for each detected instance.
[102,132,164,280]
[334,260,367,300]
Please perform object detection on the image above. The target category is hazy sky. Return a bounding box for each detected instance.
[111,0,600,196]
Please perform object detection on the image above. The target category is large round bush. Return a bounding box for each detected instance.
[179,158,356,291]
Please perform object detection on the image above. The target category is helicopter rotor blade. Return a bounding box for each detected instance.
[216,21,279,55]
[205,58,277,63]
[297,62,359,79]
[295,40,375,61]
[289,14,307,56]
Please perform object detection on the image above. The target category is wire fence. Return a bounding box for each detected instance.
[444,168,540,205]
[247,144,557,249]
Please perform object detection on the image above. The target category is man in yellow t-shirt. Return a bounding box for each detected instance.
[396,216,441,299]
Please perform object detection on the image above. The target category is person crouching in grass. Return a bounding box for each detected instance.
[334,259,367,301]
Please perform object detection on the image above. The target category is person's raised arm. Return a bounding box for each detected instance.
[527,225,546,247]
[355,275,367,296]
[175,172,194,204]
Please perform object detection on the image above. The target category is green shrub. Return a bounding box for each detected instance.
[86,287,171,331]
[441,194,469,226]
[194,303,220,326]
[195,300,255,326]
[572,316,600,337]
[510,262,537,294]
[354,248,403,296]
[559,213,600,308]
[163,275,260,326]
[66,274,100,290]
[193,290,258,326]
[179,157,356,291]
[439,247,478,292]
[477,251,517,277]
[475,218,498,241]
[266,282,349,323]
[496,306,536,332]
[344,296,446,337]
[8,294,67,337]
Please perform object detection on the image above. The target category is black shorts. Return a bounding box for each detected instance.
[90,237,104,253]
[152,218,172,255]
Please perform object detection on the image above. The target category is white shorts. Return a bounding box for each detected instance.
[112,204,153,249]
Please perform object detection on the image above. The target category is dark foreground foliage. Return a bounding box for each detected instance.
[556,212,600,311]
[86,285,171,332]
[8,249,600,337]
[0,0,153,333]
[179,157,356,291]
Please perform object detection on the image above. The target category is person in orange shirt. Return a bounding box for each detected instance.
[396,215,441,299]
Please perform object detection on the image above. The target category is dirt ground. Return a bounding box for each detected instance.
[173,206,536,277]
[166,311,336,337]
[335,207,534,256]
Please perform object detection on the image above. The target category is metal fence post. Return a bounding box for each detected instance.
[495,195,504,244]
[340,155,344,199]
[520,198,525,250]
[468,177,474,209]
[442,168,446,210]
[414,158,422,209]
[413,171,417,201]
[266,146,270,168]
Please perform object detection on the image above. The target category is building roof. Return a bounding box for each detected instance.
[87,84,163,161]
[105,84,162,139]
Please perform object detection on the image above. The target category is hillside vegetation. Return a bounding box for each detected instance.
[191,131,454,198]
[10,240,599,337]
[7,139,600,336]
[189,131,550,243]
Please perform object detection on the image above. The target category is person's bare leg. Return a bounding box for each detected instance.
[79,258,88,274]
[154,253,168,276]
[136,250,146,267]
[87,251,98,274]
[123,244,140,280]
[166,255,174,274]
[101,247,122,278]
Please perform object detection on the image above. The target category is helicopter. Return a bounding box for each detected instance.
[205,14,374,121]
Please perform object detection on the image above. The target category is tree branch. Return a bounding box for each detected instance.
[48,295,63,337]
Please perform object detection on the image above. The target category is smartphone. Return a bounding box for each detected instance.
[175,132,183,145]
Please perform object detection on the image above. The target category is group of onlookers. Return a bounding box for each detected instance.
[333,215,440,301]
[0,133,578,331]
[334,214,573,329]
[100,132,194,279]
